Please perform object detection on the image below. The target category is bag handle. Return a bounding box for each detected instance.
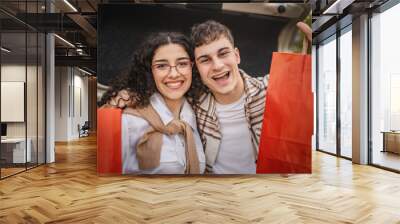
[302,37,309,55]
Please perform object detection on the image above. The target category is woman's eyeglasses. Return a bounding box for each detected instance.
[152,60,193,75]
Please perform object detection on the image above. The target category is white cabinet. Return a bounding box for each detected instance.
[1,138,32,163]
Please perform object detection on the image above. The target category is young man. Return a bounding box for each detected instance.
[190,20,311,174]
[108,21,311,174]
[189,20,267,174]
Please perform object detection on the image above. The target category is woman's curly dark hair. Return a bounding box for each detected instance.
[102,32,206,108]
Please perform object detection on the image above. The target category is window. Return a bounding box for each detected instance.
[339,27,352,158]
[317,36,337,154]
[370,2,400,171]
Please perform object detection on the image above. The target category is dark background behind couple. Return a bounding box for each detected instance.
[98,4,288,86]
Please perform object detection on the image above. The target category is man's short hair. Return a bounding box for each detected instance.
[191,20,234,47]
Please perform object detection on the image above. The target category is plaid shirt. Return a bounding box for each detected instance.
[193,70,268,172]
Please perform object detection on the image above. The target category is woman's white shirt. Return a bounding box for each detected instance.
[121,93,206,174]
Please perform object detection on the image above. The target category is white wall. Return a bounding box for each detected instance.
[71,71,89,138]
[55,67,69,141]
[1,64,26,81]
[54,67,89,141]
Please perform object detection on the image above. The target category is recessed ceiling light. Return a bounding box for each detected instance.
[1,47,11,53]
[54,34,75,48]
[78,67,92,76]
[323,0,355,15]
[63,0,78,12]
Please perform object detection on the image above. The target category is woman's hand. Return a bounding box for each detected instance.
[296,22,312,42]
[102,89,135,109]
[296,22,312,54]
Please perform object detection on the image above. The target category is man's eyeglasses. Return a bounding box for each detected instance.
[152,60,193,75]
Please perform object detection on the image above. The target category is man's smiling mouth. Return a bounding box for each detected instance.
[212,71,230,81]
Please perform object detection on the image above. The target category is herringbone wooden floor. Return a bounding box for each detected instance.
[1,135,400,224]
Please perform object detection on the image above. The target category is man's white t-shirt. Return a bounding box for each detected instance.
[213,95,256,174]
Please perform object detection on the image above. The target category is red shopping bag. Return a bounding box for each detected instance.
[257,52,313,173]
[97,107,122,174]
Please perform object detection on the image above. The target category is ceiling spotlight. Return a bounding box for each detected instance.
[323,0,355,15]
[78,67,92,76]
[1,47,11,53]
[63,0,78,12]
[54,34,75,48]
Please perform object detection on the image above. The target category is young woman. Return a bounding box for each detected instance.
[107,32,206,174]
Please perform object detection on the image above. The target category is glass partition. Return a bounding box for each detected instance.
[317,35,337,155]
[27,30,38,169]
[38,32,45,165]
[0,1,46,179]
[1,31,28,177]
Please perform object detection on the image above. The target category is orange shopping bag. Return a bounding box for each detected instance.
[257,52,313,173]
[97,107,122,174]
